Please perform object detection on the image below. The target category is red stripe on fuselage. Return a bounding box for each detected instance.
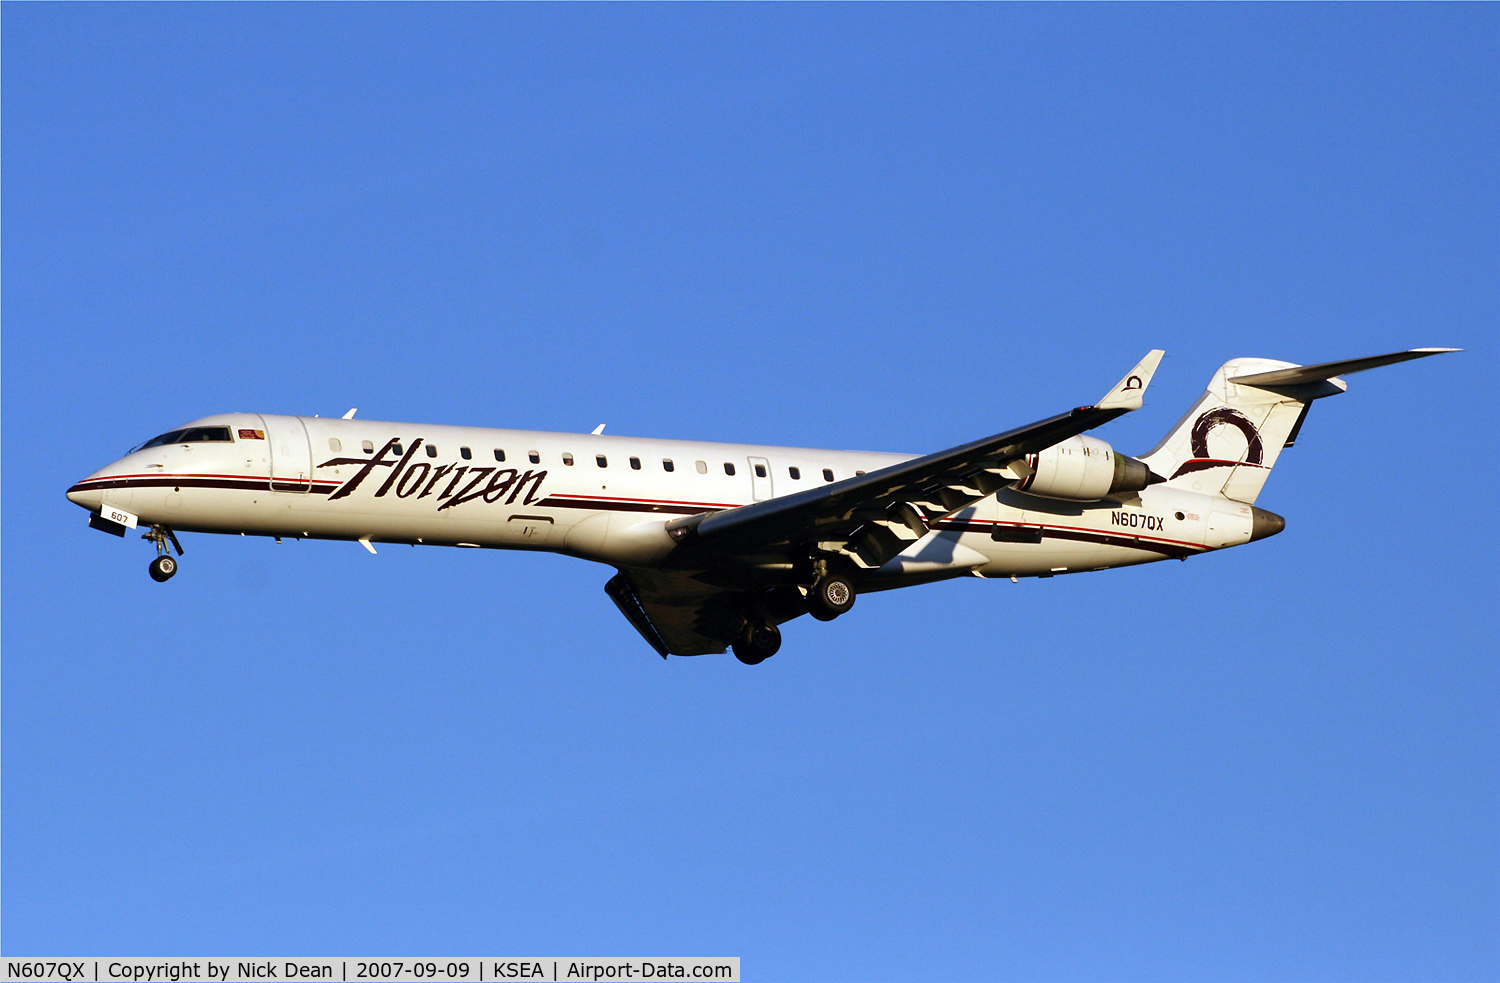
[68,476,1210,557]
[68,473,339,494]
[934,518,1208,559]
[538,492,743,514]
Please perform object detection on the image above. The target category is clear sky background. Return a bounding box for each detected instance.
[3,5,1496,980]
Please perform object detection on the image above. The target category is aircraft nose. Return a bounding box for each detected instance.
[66,467,111,511]
[66,481,104,511]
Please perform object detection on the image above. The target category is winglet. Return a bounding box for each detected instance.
[1095,349,1165,411]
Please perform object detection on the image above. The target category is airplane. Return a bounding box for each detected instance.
[67,347,1455,664]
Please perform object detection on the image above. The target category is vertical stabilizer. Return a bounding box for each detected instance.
[1140,359,1318,504]
[1139,348,1457,505]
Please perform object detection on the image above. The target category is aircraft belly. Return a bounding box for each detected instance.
[962,495,1186,577]
[973,535,1164,577]
[294,497,574,548]
[876,531,989,576]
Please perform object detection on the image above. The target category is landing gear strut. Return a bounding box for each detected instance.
[143,525,183,582]
[733,622,781,665]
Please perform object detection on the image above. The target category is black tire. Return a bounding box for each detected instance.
[148,555,177,582]
[807,576,855,620]
[733,623,781,665]
[808,604,839,622]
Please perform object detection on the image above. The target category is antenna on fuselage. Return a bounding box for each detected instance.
[591,423,606,435]
[343,408,358,419]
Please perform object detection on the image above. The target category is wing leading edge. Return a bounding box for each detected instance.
[666,350,1165,569]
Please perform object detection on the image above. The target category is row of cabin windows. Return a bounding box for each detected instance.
[334,436,849,481]
[138,433,862,484]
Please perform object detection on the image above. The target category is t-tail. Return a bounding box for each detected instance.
[1139,348,1459,505]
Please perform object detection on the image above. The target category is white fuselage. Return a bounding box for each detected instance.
[67,412,1256,582]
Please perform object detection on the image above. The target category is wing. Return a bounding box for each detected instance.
[667,350,1165,569]
[605,568,749,657]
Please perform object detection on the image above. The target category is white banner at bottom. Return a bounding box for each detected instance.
[1,961,739,983]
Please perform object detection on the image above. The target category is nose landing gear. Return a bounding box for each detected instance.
[142,525,184,582]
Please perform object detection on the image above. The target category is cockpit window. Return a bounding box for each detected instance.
[138,430,187,449]
[180,426,233,443]
[136,426,233,450]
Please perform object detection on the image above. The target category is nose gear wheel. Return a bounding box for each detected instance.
[142,524,183,582]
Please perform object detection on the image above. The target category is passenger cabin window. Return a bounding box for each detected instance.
[823,468,834,481]
[362,440,374,454]
[393,443,404,455]
[529,451,540,464]
[494,449,506,462]
[754,464,766,478]
[663,459,675,472]
[695,461,707,474]
[426,444,438,458]
[460,446,472,460]
[724,463,736,476]
[562,453,574,466]
[629,457,641,470]
[856,470,866,476]
[329,438,342,452]
[597,455,608,468]
[789,467,801,480]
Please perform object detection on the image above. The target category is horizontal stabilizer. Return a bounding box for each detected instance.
[1230,348,1459,388]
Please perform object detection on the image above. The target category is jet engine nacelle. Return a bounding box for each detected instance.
[1017,435,1155,501]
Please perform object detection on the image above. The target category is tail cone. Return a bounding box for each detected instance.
[1250,507,1286,542]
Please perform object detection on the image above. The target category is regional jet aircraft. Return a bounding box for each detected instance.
[67,348,1455,663]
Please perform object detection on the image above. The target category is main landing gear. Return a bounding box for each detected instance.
[143,525,184,582]
[733,622,782,665]
[731,561,858,665]
[806,574,856,621]
[735,564,858,666]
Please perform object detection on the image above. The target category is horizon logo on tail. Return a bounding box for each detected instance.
[1171,407,1267,478]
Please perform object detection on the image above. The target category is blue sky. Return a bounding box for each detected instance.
[3,5,1495,979]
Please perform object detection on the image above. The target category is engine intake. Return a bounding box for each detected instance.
[1016,435,1158,501]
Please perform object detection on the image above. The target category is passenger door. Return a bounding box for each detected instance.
[747,456,774,501]
[260,414,312,493]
